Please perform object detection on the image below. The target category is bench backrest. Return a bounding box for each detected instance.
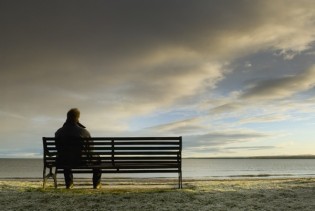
[43,137,182,169]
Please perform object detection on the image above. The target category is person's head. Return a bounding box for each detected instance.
[66,108,80,123]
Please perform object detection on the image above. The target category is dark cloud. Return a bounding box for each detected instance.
[147,117,205,135]
[2,0,312,71]
[209,103,242,114]
[0,0,266,56]
[241,65,315,100]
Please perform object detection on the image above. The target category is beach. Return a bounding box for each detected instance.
[1,178,314,210]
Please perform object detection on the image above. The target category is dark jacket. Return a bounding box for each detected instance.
[55,122,91,166]
[55,121,91,138]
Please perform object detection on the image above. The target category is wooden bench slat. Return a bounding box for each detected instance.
[45,156,181,160]
[109,141,180,145]
[56,169,180,173]
[45,143,180,147]
[82,137,180,141]
[84,147,180,150]
[111,156,179,160]
[114,146,179,150]
[114,151,180,155]
[71,152,180,155]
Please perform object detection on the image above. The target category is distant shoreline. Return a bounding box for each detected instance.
[185,155,315,159]
[1,155,315,159]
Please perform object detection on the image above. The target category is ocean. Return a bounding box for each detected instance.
[0,158,315,179]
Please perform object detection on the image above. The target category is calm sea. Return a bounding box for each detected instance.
[0,158,315,179]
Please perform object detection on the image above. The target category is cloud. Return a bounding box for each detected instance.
[225,146,276,151]
[184,145,277,157]
[305,51,315,56]
[239,114,291,124]
[184,130,270,149]
[1,0,315,157]
[209,102,243,114]
[183,131,273,157]
[2,1,315,114]
[146,118,206,135]
[241,65,315,100]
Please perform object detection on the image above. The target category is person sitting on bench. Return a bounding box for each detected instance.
[55,108,102,189]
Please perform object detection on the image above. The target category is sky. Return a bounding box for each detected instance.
[1,0,315,158]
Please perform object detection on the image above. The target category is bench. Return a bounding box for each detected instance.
[42,137,182,189]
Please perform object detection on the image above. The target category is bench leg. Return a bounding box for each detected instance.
[42,167,57,189]
[178,172,183,189]
[43,167,47,189]
[53,168,58,188]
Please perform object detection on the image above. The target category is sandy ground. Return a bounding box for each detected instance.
[0,177,315,210]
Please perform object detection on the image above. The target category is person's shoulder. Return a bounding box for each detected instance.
[55,127,63,137]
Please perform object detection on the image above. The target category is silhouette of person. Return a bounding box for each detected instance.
[55,108,102,189]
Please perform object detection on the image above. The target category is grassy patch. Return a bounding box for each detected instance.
[1,178,315,210]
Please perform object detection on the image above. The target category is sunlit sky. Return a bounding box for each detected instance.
[1,0,315,158]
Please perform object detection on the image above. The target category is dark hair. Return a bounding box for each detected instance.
[67,108,80,123]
